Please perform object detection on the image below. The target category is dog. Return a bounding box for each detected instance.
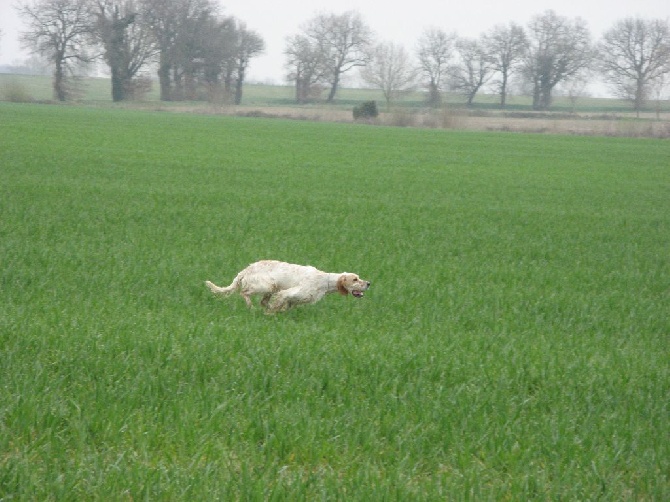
[205,260,370,313]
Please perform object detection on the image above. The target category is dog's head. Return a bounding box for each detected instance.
[336,273,371,298]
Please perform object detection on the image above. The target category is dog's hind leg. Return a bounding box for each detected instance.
[260,293,273,309]
[265,295,287,314]
[266,287,305,313]
[241,291,254,308]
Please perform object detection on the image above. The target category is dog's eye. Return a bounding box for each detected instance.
[353,278,358,282]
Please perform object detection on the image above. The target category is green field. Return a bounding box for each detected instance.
[1,102,668,499]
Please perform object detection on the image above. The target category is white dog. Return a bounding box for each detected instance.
[205,260,370,313]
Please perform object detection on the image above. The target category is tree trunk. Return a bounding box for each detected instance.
[234,67,245,105]
[427,81,441,107]
[540,85,552,110]
[111,67,125,102]
[157,53,171,101]
[327,72,340,102]
[223,67,233,99]
[499,74,508,108]
[172,67,183,100]
[295,74,308,104]
[105,8,134,102]
[634,78,644,118]
[295,78,302,103]
[53,58,66,101]
[532,81,554,110]
[157,51,172,101]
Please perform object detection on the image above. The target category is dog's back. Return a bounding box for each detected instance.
[239,260,320,291]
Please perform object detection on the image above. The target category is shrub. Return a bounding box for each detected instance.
[1,79,34,103]
[353,100,378,120]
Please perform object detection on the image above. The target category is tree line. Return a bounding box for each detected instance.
[13,1,670,113]
[16,0,264,103]
[287,10,670,113]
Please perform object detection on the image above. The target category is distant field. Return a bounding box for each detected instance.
[2,71,666,114]
[0,102,668,499]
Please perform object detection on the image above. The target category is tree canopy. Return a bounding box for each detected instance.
[598,17,670,114]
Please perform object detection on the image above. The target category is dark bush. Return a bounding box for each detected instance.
[353,100,378,120]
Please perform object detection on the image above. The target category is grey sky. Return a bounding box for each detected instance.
[1,0,668,93]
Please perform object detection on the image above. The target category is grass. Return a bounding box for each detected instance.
[0,102,669,499]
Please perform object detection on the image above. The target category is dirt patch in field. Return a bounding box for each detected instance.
[462,115,670,137]
[154,103,670,138]
[238,107,670,137]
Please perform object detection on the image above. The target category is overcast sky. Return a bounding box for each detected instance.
[1,0,668,91]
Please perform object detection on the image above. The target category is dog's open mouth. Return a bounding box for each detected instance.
[352,290,364,298]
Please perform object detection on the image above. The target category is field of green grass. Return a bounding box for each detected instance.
[1,102,668,499]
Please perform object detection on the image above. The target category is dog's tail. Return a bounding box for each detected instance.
[205,276,239,296]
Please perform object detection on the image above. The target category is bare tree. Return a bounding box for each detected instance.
[449,37,494,106]
[140,0,216,101]
[229,21,264,105]
[93,0,155,101]
[522,10,593,110]
[598,18,670,116]
[304,11,373,102]
[139,0,179,100]
[417,27,457,107]
[172,2,223,100]
[148,14,261,105]
[200,15,237,100]
[482,22,527,108]
[284,34,328,103]
[361,41,418,109]
[17,0,95,101]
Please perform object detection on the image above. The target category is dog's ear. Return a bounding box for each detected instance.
[336,275,349,296]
